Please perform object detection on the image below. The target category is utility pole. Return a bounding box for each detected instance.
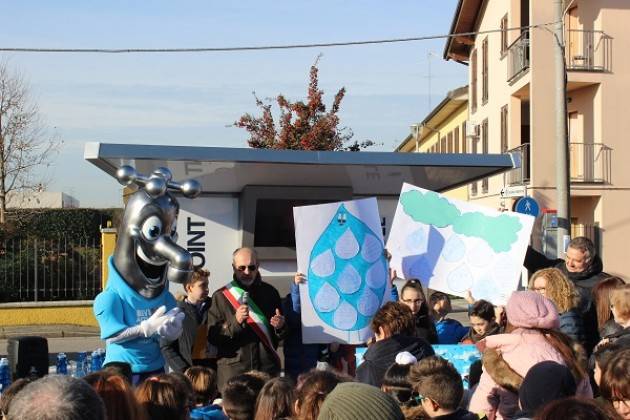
[554,0,571,257]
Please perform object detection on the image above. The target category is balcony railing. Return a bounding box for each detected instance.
[565,30,612,72]
[507,31,530,82]
[570,142,612,183]
[507,143,530,186]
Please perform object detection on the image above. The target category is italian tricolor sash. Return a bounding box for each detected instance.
[222,281,281,365]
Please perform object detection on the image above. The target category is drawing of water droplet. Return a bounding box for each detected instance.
[310,249,335,277]
[333,301,358,330]
[447,264,474,292]
[361,234,383,263]
[405,226,427,254]
[308,203,388,332]
[338,264,362,294]
[366,260,387,289]
[357,288,379,316]
[314,282,340,313]
[442,235,466,263]
[335,228,359,259]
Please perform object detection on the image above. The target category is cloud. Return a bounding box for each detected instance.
[400,190,461,228]
[400,189,522,253]
[452,212,522,253]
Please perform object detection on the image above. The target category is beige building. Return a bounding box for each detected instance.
[443,0,629,275]
[396,86,469,201]
[6,191,80,209]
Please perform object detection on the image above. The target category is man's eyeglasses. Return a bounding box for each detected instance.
[234,264,258,272]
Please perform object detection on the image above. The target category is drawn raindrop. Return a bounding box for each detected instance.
[314,282,340,313]
[335,228,360,259]
[357,288,379,316]
[446,264,474,292]
[310,249,335,277]
[442,235,466,263]
[333,301,358,330]
[361,234,383,263]
[366,260,387,289]
[338,264,362,294]
[308,203,388,331]
[405,226,427,254]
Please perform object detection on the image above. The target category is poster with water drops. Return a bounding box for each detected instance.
[386,183,534,305]
[294,198,390,344]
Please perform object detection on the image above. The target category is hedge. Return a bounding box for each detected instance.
[0,208,122,242]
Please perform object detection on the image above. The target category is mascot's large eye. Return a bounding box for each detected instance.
[141,216,163,240]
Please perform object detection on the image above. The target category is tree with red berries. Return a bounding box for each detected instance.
[235,56,373,151]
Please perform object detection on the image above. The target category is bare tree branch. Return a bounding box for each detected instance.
[0,60,62,224]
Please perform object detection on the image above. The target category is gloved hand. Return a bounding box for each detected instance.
[157,308,185,341]
[140,305,168,338]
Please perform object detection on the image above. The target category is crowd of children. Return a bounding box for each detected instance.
[2,238,630,420]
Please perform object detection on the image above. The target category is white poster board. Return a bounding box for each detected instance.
[386,183,534,305]
[294,198,389,344]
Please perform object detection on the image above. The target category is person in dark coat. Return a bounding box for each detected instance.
[207,247,288,392]
[460,299,502,344]
[356,301,434,387]
[512,361,578,420]
[397,279,438,344]
[161,268,214,372]
[528,268,587,347]
[524,236,607,353]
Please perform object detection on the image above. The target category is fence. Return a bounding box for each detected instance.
[0,237,102,303]
[507,143,531,186]
[569,142,612,183]
[507,30,530,82]
[565,29,612,72]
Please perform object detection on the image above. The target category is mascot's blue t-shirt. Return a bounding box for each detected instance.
[93,257,176,373]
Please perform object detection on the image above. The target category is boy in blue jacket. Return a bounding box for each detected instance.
[430,291,469,344]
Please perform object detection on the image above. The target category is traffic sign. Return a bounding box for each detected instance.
[514,196,540,217]
[500,185,526,198]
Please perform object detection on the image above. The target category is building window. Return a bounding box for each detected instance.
[471,49,478,113]
[447,132,453,153]
[462,122,467,153]
[440,137,447,153]
[482,38,489,105]
[482,118,489,193]
[500,14,508,56]
[500,105,508,152]
[454,127,460,153]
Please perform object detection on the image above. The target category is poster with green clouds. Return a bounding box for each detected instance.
[386,183,535,305]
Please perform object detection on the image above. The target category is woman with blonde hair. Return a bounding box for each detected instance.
[529,268,587,347]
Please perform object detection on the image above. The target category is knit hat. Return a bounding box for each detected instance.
[519,361,577,415]
[317,382,404,420]
[506,291,559,329]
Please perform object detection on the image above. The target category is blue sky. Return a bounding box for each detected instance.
[2,1,467,208]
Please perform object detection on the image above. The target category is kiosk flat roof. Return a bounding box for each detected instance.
[84,142,517,196]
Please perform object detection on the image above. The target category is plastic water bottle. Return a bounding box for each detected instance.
[56,352,68,375]
[75,352,87,378]
[90,350,102,372]
[0,358,11,394]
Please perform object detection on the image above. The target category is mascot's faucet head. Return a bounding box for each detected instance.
[113,166,201,299]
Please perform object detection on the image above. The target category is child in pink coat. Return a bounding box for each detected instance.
[469,291,592,420]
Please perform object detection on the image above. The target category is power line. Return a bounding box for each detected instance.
[0,22,557,54]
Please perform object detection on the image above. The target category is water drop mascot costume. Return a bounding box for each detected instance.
[93,165,201,384]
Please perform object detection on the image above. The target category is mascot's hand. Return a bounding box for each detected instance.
[140,305,168,337]
[157,308,185,341]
